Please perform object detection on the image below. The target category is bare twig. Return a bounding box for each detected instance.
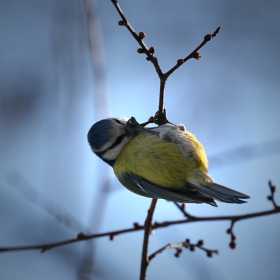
[168,206,280,249]
[173,202,191,219]
[140,198,158,280]
[171,181,279,250]
[0,226,144,253]
[148,239,219,261]
[164,27,220,79]
[111,0,220,125]
[110,0,163,78]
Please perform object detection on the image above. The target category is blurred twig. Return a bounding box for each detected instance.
[6,170,85,232]
[208,138,280,169]
[80,0,112,278]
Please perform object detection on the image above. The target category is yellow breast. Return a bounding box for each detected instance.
[114,130,208,190]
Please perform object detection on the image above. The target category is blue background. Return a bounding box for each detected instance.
[0,0,280,279]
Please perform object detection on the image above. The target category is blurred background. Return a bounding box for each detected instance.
[0,0,280,279]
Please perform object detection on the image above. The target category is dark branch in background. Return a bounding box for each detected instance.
[111,0,220,125]
[1,182,279,254]
[208,138,280,170]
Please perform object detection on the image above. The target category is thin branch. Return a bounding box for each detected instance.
[148,239,219,261]
[1,182,279,254]
[0,227,143,253]
[110,0,220,125]
[167,204,280,249]
[158,80,166,119]
[171,181,279,249]
[173,202,191,219]
[110,0,163,78]
[164,27,220,79]
[140,198,158,280]
[149,243,184,261]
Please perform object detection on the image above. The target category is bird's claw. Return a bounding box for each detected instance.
[124,117,158,136]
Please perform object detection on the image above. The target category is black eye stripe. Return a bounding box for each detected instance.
[113,118,123,125]
[97,133,126,157]
[110,133,126,149]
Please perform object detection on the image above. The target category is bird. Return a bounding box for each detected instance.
[87,117,250,207]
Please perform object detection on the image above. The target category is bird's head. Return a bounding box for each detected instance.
[87,117,135,166]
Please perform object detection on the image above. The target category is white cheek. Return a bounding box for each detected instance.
[102,135,132,161]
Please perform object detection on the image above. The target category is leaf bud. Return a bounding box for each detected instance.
[204,34,212,42]
[149,46,155,54]
[137,48,145,54]
[192,52,201,60]
[177,59,184,65]
[229,241,236,249]
[118,20,125,26]
[139,31,146,39]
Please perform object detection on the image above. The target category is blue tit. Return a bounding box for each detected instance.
[87,117,250,207]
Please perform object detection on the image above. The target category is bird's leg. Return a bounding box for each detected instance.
[124,117,159,136]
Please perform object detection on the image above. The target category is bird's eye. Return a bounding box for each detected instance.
[112,118,125,125]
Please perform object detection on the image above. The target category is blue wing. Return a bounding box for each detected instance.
[187,182,250,204]
[119,173,249,206]
[119,173,218,207]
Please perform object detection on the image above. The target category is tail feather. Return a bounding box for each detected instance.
[187,182,250,204]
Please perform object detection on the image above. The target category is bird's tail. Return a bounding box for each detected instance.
[189,182,250,204]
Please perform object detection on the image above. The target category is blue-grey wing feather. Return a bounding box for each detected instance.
[187,181,250,204]
[121,173,217,206]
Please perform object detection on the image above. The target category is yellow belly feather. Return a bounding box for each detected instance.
[114,130,208,190]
